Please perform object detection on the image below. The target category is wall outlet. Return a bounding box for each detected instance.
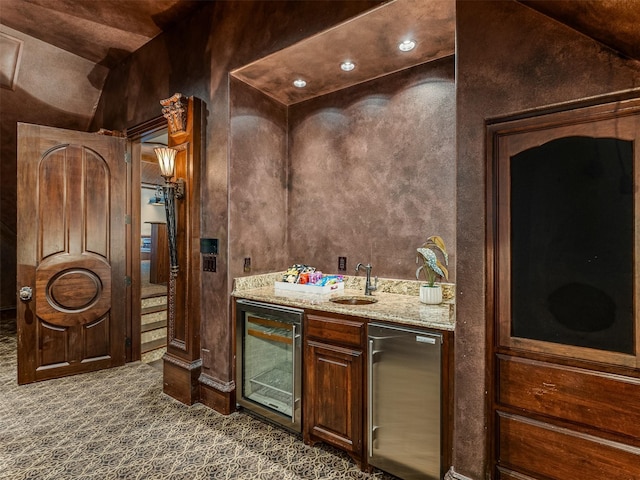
[338,256,347,271]
[244,257,251,273]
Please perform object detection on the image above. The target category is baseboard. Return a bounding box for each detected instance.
[199,375,235,414]
[445,467,475,480]
[162,354,201,405]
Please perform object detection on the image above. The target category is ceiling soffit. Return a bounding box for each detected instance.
[231,0,455,106]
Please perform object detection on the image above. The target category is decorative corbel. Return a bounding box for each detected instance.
[160,93,188,136]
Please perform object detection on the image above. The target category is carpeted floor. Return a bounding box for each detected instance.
[0,317,395,480]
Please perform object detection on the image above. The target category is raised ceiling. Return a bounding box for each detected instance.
[231,0,456,105]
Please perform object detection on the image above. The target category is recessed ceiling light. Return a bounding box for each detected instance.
[293,79,307,88]
[398,39,416,52]
[340,61,355,72]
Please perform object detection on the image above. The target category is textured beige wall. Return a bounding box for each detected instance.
[288,58,456,280]
[229,78,289,280]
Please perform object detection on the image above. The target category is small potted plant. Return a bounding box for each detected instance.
[416,235,449,304]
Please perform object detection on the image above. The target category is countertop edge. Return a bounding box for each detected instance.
[232,286,455,332]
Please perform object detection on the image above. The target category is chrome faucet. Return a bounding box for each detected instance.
[356,263,378,296]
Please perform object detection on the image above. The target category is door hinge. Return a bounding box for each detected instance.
[124,276,131,286]
[125,337,132,348]
[124,214,132,224]
[124,152,131,163]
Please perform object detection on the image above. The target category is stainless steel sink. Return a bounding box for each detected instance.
[330,296,378,305]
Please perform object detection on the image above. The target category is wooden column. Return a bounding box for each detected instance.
[161,94,203,405]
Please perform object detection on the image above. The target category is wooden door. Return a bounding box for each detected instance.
[487,98,640,479]
[16,123,128,384]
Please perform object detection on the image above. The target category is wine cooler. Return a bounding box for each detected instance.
[236,299,303,433]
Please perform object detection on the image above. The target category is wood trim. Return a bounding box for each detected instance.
[487,96,640,479]
[247,328,292,345]
[247,315,294,331]
[126,115,166,140]
[161,95,204,405]
[128,140,141,362]
[490,97,640,368]
[441,329,455,479]
[125,114,165,362]
[485,116,499,479]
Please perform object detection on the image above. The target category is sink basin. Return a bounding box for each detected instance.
[330,296,378,305]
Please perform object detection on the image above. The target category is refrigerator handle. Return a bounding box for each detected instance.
[367,337,382,457]
[368,338,375,458]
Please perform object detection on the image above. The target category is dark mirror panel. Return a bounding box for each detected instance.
[510,136,634,354]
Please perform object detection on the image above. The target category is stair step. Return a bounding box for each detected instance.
[142,289,167,300]
[141,304,167,316]
[141,311,166,327]
[142,319,167,333]
[141,337,166,353]
[141,295,167,309]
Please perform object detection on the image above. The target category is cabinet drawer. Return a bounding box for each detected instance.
[497,412,640,480]
[305,313,365,348]
[497,355,640,440]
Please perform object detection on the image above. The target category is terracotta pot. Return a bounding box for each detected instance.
[419,284,442,304]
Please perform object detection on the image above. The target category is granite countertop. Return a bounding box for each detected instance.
[232,272,455,332]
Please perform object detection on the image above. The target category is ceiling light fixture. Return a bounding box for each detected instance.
[340,61,355,72]
[293,79,307,88]
[398,39,416,52]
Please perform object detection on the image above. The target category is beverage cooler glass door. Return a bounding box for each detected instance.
[236,300,303,433]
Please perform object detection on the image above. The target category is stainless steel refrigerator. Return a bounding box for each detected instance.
[368,323,442,480]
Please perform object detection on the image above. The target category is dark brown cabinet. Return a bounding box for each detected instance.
[303,312,366,467]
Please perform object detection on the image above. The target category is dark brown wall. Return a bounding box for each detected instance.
[228,57,456,283]
[229,78,289,280]
[455,1,640,478]
[288,58,456,279]
[92,0,384,394]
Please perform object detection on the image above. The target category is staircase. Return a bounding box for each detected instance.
[141,292,167,364]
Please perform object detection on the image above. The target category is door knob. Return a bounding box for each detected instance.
[19,286,32,301]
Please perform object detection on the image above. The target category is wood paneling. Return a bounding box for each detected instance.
[497,413,640,480]
[497,355,640,442]
[488,97,640,479]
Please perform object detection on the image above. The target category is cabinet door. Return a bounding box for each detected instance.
[304,340,363,456]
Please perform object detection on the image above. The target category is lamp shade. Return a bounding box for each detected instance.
[154,147,176,179]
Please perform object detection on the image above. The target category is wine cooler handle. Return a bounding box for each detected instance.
[291,323,297,424]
